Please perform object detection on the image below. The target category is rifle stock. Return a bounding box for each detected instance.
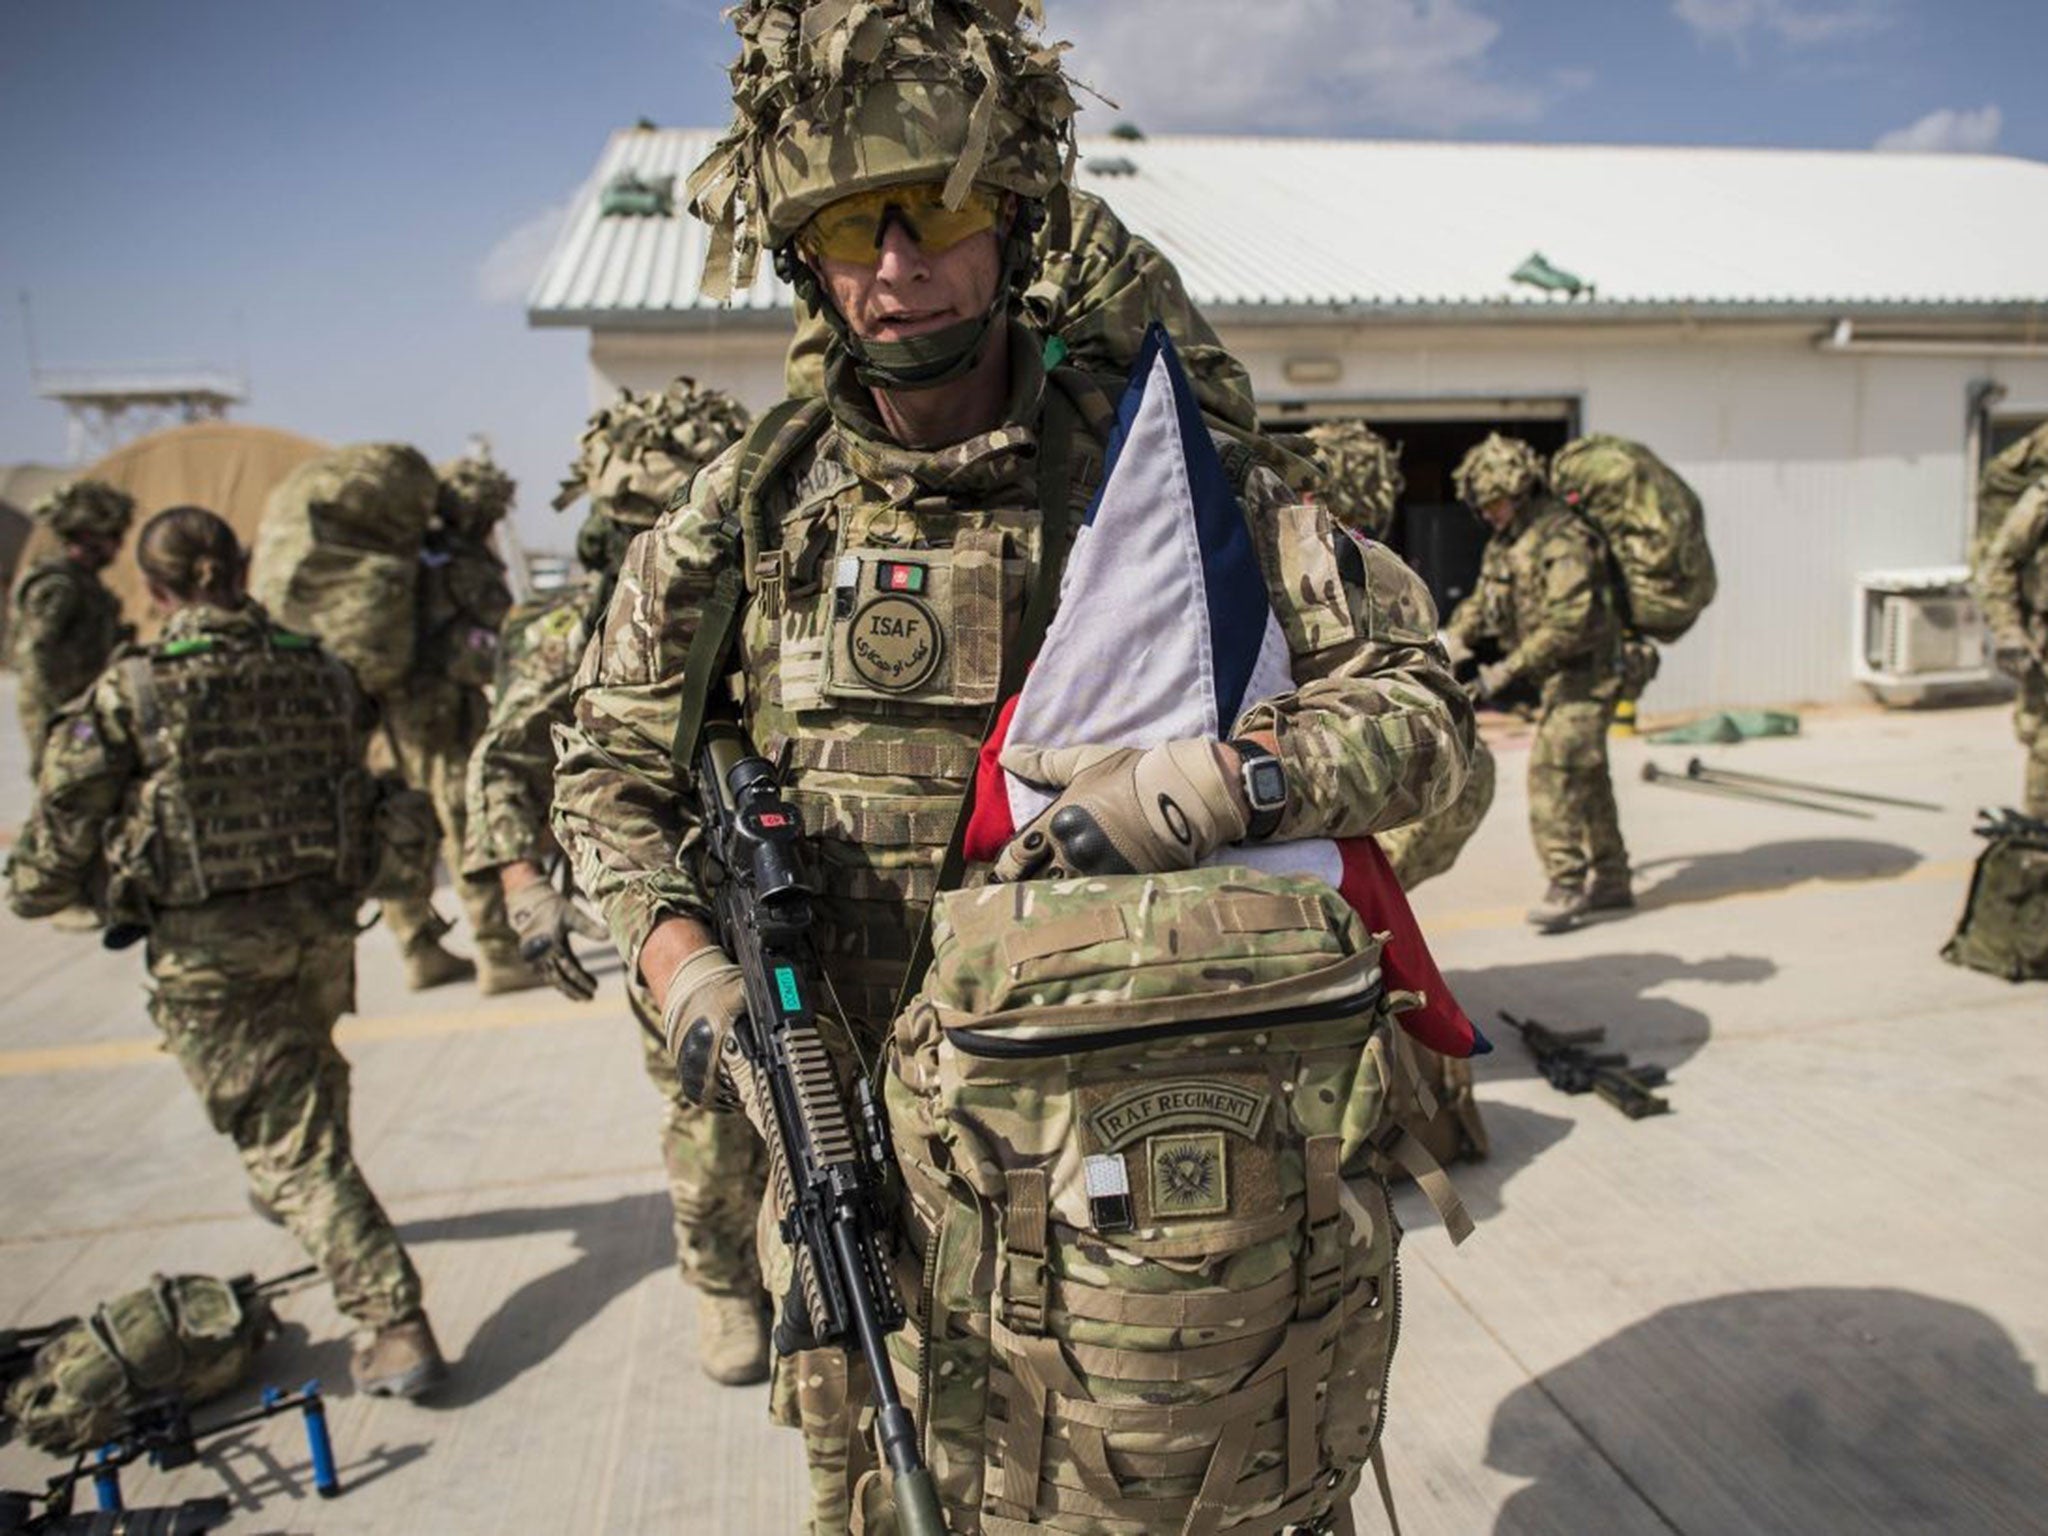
[696,724,944,1536]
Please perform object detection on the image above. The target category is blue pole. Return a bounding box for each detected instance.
[299,1381,340,1498]
[91,1446,123,1513]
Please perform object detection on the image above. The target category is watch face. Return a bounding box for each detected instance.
[1247,758,1288,809]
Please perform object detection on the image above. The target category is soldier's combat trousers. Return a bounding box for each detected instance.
[2018,670,2048,818]
[147,892,423,1331]
[628,989,767,1299]
[1382,733,1497,891]
[1528,686,1629,891]
[375,681,516,958]
[761,1202,875,1536]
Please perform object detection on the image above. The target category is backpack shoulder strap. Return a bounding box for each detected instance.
[121,652,170,773]
[670,395,831,781]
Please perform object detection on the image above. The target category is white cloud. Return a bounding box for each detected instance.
[1672,0,1896,46]
[1873,105,2004,155]
[477,201,571,306]
[1052,0,1561,136]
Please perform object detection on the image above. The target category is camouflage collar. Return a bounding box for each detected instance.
[825,318,1048,497]
[157,600,268,646]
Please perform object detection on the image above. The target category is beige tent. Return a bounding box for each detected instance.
[13,423,328,639]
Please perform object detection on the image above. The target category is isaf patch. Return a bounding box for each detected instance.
[846,594,942,692]
[1148,1132,1229,1219]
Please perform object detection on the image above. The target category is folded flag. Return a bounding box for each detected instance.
[967,323,1484,1058]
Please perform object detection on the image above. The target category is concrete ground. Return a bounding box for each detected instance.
[0,675,2042,1535]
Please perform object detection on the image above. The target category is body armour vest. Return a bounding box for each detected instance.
[734,381,1108,1033]
[114,614,366,909]
[11,558,125,705]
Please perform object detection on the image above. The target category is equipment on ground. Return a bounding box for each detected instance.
[1942,809,2048,982]
[1499,1011,1671,1119]
[1640,761,1872,819]
[1,1379,337,1534]
[3,1271,311,1458]
[1684,758,1943,813]
[694,724,944,1536]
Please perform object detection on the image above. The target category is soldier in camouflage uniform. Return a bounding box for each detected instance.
[1305,421,1498,892]
[378,453,540,994]
[9,480,134,774]
[1445,433,1630,933]
[5,506,443,1400]
[461,381,772,1385]
[1975,476,2048,817]
[551,5,1472,1529]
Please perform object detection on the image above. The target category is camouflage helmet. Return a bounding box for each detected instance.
[1305,421,1405,541]
[552,377,752,534]
[35,479,135,541]
[1452,433,1547,510]
[687,0,1080,301]
[435,453,517,532]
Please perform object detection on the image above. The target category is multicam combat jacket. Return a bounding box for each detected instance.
[1978,479,2048,667]
[461,577,600,878]
[1445,495,1622,699]
[9,556,127,770]
[554,332,1474,1029]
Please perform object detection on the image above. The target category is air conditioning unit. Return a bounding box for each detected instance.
[1854,566,1998,706]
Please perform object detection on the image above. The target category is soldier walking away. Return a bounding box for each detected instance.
[1975,475,2048,817]
[9,479,134,775]
[1445,433,1632,934]
[461,381,772,1386]
[553,4,1472,1530]
[5,507,445,1400]
[379,452,540,994]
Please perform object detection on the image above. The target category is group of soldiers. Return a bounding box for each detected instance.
[4,1,2041,1533]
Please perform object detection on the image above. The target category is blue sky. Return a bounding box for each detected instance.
[2,0,2041,550]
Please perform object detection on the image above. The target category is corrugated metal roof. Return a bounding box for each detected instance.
[529,129,2048,325]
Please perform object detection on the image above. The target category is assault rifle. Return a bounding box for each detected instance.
[1498,1011,1671,1120]
[696,724,944,1536]
[1974,807,2048,846]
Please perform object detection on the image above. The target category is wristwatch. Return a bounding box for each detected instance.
[1229,739,1288,841]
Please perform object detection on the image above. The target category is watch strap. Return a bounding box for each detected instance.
[1229,738,1287,841]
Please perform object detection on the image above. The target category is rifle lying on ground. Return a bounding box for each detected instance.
[696,724,944,1536]
[1972,807,2048,845]
[1498,1011,1671,1119]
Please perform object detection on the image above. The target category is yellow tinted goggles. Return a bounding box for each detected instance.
[800,183,1003,264]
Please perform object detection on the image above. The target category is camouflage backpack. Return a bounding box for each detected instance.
[1550,435,1717,644]
[1942,811,2048,983]
[2,1276,277,1457]
[878,866,1469,1536]
[249,444,438,697]
[1976,424,2048,565]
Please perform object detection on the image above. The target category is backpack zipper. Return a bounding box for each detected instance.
[941,982,1383,1061]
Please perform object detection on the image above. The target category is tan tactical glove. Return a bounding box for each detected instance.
[505,878,611,1002]
[994,739,1249,882]
[1472,661,1515,703]
[660,945,747,1111]
[1440,630,1474,671]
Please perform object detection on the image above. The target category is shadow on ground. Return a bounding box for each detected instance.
[1633,837,1922,911]
[1486,1288,2048,1535]
[395,1191,675,1409]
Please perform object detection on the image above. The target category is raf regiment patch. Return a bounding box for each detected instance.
[847,593,942,692]
[1148,1132,1230,1219]
[1082,1079,1270,1152]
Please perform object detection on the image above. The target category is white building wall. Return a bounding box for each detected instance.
[583,316,2048,714]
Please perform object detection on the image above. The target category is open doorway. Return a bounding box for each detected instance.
[1267,403,1578,626]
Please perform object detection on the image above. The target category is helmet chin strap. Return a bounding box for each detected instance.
[780,202,1044,395]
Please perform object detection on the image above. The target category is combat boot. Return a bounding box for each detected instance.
[403,936,476,992]
[351,1314,446,1399]
[477,941,548,997]
[50,904,100,934]
[1584,876,1636,916]
[698,1292,770,1386]
[1526,882,1589,934]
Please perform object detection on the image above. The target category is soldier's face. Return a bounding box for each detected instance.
[1480,497,1518,530]
[809,215,1004,346]
[71,532,120,569]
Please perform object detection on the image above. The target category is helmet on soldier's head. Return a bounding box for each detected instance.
[35,479,135,542]
[688,0,1081,390]
[1305,421,1405,542]
[436,455,517,535]
[553,378,752,574]
[1452,433,1546,511]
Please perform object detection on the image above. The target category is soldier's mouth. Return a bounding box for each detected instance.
[870,308,955,339]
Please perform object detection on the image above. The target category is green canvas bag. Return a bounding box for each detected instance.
[1942,811,2048,983]
[877,866,1465,1536]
